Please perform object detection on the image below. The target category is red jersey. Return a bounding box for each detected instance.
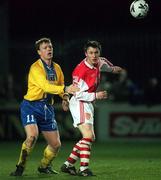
[72,57,114,102]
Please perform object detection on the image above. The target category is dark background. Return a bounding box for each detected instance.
[1,0,161,100]
[0,0,161,142]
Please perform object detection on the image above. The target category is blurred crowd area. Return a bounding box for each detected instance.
[0,73,26,104]
[98,70,161,107]
[0,70,161,107]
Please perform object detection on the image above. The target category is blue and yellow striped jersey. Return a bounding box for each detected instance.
[24,59,65,101]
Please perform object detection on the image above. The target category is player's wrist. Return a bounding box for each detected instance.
[95,92,98,99]
[63,93,70,101]
[64,86,67,93]
[111,67,115,73]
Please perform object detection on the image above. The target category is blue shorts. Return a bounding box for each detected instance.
[20,99,58,131]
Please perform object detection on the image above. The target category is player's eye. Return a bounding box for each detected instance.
[42,46,47,49]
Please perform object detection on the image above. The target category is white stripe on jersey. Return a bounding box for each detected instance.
[74,78,95,102]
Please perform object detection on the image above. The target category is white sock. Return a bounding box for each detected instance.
[64,161,73,167]
[80,166,88,171]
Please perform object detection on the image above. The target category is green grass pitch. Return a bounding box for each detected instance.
[0,141,161,180]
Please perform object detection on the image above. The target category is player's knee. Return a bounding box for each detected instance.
[50,140,61,150]
[25,135,37,148]
[85,133,95,141]
[55,140,61,149]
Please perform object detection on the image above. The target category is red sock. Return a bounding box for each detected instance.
[67,140,81,164]
[79,138,92,171]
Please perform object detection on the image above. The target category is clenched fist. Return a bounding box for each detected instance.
[96,91,108,100]
[65,85,79,94]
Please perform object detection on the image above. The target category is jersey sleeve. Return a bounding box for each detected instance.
[99,57,114,72]
[72,70,95,102]
[54,63,69,99]
[29,64,64,95]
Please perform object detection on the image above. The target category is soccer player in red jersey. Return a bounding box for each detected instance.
[61,40,123,176]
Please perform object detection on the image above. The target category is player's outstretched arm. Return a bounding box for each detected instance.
[65,84,79,94]
[96,91,108,100]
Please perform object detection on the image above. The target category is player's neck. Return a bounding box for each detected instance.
[86,58,93,67]
[86,58,98,67]
[41,58,52,66]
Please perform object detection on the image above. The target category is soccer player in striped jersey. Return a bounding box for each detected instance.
[61,40,123,176]
[10,38,79,176]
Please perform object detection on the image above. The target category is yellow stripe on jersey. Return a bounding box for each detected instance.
[24,59,65,101]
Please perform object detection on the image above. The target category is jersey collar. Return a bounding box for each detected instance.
[84,58,96,69]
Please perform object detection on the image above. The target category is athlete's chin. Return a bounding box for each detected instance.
[47,55,53,59]
[93,60,98,65]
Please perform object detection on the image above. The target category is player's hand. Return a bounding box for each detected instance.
[65,84,80,94]
[96,91,108,100]
[112,66,123,73]
[62,99,69,111]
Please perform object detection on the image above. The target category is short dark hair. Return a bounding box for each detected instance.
[84,40,102,52]
[35,37,52,51]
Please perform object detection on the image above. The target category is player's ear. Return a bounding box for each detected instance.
[97,49,101,56]
[85,52,87,57]
[37,50,41,56]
